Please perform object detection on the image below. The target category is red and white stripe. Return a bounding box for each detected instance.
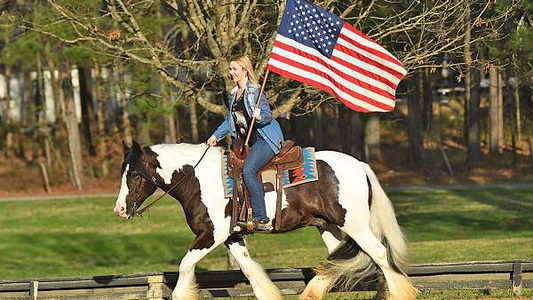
[268,23,407,112]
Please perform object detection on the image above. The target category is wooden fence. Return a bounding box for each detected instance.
[0,260,531,299]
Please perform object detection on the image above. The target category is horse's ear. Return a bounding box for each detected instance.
[132,140,144,155]
[122,140,131,155]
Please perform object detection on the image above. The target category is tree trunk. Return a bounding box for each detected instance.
[115,65,133,144]
[45,42,67,174]
[512,63,521,145]
[467,66,482,162]
[23,71,40,163]
[464,3,481,163]
[2,65,14,158]
[337,105,344,154]
[407,72,425,166]
[78,66,97,157]
[350,112,365,160]
[463,2,472,147]
[365,114,382,162]
[422,68,433,133]
[177,104,186,142]
[94,64,109,177]
[338,106,364,160]
[498,69,504,150]
[189,98,199,142]
[312,105,324,150]
[489,64,502,154]
[160,77,177,143]
[37,54,52,168]
[61,61,83,190]
[155,6,177,144]
[1,29,13,158]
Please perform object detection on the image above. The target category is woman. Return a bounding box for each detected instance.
[207,54,284,231]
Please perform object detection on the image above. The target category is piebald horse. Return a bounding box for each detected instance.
[114,140,416,300]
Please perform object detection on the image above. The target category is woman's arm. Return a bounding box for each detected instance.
[212,114,231,140]
[254,91,273,127]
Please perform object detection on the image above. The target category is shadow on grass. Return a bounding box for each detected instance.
[0,232,194,279]
[394,189,533,242]
[460,188,533,212]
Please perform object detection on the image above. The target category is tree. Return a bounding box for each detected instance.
[487,0,533,157]
[464,1,482,163]
[407,72,425,166]
[24,0,516,172]
[34,0,517,115]
[61,60,84,189]
[365,114,382,161]
[488,63,503,154]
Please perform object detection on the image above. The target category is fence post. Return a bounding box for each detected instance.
[29,281,39,300]
[512,262,522,296]
[147,274,169,300]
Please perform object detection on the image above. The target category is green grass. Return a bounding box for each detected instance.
[0,187,532,280]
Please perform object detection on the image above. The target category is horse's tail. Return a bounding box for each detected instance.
[316,162,409,291]
[364,163,409,273]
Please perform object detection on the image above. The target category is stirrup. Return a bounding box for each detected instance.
[253,218,272,232]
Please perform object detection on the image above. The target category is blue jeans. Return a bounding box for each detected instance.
[243,135,275,220]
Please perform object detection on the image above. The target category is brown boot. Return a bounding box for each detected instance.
[253,218,272,231]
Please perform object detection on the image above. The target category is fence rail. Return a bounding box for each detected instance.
[1,260,531,299]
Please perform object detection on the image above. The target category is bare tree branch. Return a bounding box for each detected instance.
[35,0,519,117]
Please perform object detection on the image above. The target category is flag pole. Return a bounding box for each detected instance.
[244,69,270,147]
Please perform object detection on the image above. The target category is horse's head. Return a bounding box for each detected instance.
[114,140,158,219]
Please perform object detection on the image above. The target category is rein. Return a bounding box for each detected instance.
[133,145,211,217]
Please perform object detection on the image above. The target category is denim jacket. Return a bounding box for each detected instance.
[212,81,284,154]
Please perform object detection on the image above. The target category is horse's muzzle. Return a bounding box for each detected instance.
[114,205,130,219]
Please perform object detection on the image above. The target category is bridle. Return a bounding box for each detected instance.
[132,145,211,217]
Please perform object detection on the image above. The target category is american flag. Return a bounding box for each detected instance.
[267,0,407,112]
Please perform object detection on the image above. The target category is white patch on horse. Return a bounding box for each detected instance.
[115,164,130,209]
[315,151,371,231]
[227,240,282,300]
[320,227,343,254]
[173,247,218,299]
[264,190,288,221]
[151,144,232,243]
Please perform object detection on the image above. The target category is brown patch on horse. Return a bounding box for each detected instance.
[142,146,162,172]
[168,165,216,250]
[224,233,246,248]
[143,147,216,250]
[274,160,346,232]
[366,175,373,208]
[224,198,232,219]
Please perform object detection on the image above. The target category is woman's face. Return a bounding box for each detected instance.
[229,61,247,85]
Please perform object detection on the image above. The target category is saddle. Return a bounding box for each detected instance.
[226,139,303,232]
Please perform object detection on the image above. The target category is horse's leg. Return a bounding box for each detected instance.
[299,225,342,300]
[172,237,222,300]
[344,228,415,300]
[318,223,343,254]
[225,236,282,300]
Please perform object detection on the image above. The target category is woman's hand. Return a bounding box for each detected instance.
[252,108,261,121]
[207,135,218,147]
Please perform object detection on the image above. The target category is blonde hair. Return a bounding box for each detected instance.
[230,54,258,85]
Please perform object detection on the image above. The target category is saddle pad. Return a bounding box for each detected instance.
[221,147,319,198]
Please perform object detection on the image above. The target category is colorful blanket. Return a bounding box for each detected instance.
[222,147,319,198]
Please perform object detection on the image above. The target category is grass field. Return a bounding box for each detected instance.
[0,187,532,280]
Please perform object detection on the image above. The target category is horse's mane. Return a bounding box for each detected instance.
[149,143,222,166]
[150,142,218,153]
